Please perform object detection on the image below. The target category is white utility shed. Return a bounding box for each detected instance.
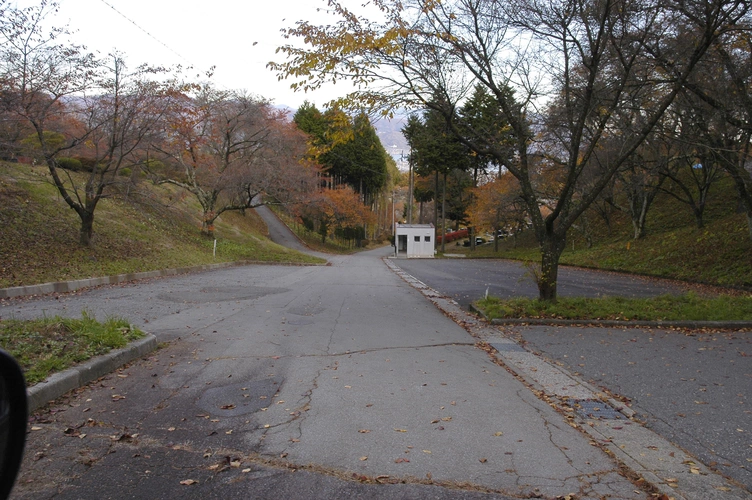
[395,223,435,258]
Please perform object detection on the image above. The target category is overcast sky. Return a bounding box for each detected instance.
[34,0,347,108]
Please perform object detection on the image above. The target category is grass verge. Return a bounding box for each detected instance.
[474,293,752,322]
[0,312,145,386]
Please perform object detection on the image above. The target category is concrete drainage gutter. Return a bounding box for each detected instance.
[26,334,158,412]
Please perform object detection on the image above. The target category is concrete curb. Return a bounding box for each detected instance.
[466,304,752,330]
[0,259,327,300]
[490,317,752,329]
[0,263,240,299]
[26,333,158,412]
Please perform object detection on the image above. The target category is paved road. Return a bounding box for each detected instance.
[254,205,313,254]
[391,258,688,308]
[392,257,752,492]
[7,249,643,500]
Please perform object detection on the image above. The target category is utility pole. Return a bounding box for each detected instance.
[408,149,414,224]
[392,189,395,237]
[402,150,414,224]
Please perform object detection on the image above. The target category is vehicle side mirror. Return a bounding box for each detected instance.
[0,349,27,499]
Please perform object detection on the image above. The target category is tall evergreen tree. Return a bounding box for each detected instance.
[295,104,388,202]
[402,102,471,250]
[459,85,517,184]
[321,113,388,200]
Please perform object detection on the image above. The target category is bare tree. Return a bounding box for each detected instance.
[610,146,668,240]
[683,28,752,239]
[151,84,318,237]
[64,55,175,245]
[655,97,726,229]
[0,2,174,246]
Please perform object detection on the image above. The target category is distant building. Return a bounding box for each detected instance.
[394,223,435,258]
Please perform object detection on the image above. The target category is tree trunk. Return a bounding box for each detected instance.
[729,166,752,241]
[538,234,566,301]
[441,171,447,253]
[632,197,647,240]
[630,194,647,239]
[44,157,99,247]
[694,207,705,229]
[79,212,95,247]
[201,217,216,239]
[632,221,644,240]
[434,170,439,248]
[408,161,414,224]
[726,151,752,241]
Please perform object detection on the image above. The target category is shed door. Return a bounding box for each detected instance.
[397,234,407,252]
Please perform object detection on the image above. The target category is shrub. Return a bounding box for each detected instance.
[56,157,83,171]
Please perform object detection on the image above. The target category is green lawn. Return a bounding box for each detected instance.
[475,293,752,322]
[0,312,145,386]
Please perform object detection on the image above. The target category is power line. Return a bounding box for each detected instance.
[97,0,193,65]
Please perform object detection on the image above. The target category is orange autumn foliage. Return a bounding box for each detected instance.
[299,186,376,243]
[467,173,525,233]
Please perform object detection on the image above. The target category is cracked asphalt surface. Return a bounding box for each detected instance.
[511,325,752,491]
[5,248,646,499]
[392,257,752,492]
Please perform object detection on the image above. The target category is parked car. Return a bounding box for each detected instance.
[475,237,486,245]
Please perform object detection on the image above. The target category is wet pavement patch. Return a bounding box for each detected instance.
[196,378,282,417]
[158,286,289,303]
[567,399,625,420]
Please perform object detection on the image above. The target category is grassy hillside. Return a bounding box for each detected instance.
[0,162,323,289]
[447,175,752,290]
[2,161,749,291]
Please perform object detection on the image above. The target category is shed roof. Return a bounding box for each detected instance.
[396,223,435,229]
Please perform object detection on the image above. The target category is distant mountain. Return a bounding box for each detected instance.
[372,114,409,163]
